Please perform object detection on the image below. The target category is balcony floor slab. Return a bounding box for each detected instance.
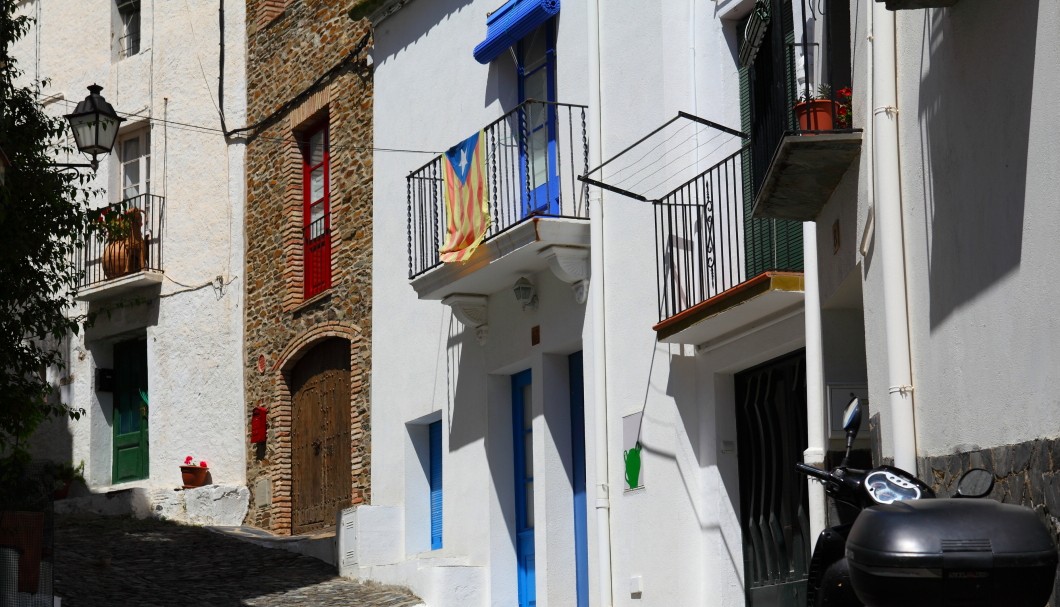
[654,271,804,345]
[410,217,590,300]
[76,270,164,302]
[752,132,862,221]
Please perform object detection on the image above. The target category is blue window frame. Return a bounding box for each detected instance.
[512,370,536,607]
[517,20,559,217]
[429,420,443,550]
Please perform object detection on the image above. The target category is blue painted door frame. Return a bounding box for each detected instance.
[569,352,589,607]
[512,369,536,607]
[517,20,559,217]
[429,420,443,550]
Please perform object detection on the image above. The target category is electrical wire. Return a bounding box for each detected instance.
[613,125,724,189]
[49,97,441,155]
[182,0,222,116]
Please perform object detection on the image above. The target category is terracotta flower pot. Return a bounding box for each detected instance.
[102,237,145,279]
[180,465,209,489]
[794,99,837,132]
[53,479,73,500]
[101,208,146,279]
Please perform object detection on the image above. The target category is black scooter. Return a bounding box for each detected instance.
[796,398,1057,607]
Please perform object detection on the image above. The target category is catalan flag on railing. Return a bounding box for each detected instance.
[439,130,491,263]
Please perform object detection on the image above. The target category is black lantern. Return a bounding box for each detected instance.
[63,84,124,170]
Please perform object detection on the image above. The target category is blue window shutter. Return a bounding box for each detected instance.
[473,0,560,64]
[429,420,443,550]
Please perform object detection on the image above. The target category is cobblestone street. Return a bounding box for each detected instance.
[53,515,423,607]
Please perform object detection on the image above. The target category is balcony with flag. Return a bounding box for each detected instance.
[406,100,590,302]
[581,113,804,346]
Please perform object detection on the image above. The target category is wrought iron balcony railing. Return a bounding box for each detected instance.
[746,0,854,200]
[76,193,165,290]
[407,100,589,280]
[655,147,802,322]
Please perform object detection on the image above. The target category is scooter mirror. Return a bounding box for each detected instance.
[839,397,863,467]
[842,397,863,437]
[955,468,994,498]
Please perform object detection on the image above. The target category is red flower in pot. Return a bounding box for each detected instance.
[180,456,210,489]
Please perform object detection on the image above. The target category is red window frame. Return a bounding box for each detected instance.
[302,122,331,299]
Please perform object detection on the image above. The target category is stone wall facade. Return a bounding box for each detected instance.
[244,0,373,534]
[920,440,1060,605]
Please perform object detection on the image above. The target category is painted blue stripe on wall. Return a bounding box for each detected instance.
[473,0,560,64]
[429,420,443,550]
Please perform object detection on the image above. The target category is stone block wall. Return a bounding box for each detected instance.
[244,0,373,534]
[920,439,1060,605]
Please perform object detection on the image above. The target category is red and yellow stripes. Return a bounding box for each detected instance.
[439,130,491,263]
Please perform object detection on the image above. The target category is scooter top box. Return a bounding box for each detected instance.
[846,499,1057,607]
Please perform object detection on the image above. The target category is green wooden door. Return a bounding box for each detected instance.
[113,339,149,483]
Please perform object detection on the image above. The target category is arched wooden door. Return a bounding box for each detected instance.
[291,338,351,534]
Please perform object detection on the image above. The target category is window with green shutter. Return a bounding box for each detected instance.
[738,0,803,277]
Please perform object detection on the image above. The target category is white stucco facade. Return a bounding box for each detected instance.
[13,1,247,495]
[364,1,809,605]
[821,1,1060,465]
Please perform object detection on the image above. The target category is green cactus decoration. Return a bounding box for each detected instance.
[624,441,643,489]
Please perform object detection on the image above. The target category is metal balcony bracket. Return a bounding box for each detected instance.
[442,294,489,345]
[580,112,745,203]
[538,245,590,304]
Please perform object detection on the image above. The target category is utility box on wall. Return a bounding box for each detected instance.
[251,406,268,444]
[95,368,115,392]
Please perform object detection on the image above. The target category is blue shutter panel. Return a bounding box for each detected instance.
[429,420,443,550]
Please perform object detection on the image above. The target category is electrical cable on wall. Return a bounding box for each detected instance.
[216,0,373,142]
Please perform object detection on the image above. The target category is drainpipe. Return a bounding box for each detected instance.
[802,222,827,541]
[870,1,917,472]
[588,0,614,604]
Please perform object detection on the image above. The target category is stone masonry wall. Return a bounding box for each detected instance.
[920,440,1060,605]
[244,0,373,534]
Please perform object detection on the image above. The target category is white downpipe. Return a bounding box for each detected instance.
[588,0,614,604]
[802,222,827,541]
[870,1,917,472]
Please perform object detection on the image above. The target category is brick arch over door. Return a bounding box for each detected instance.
[268,323,370,535]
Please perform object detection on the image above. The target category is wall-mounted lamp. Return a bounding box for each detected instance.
[513,276,538,311]
[61,84,125,171]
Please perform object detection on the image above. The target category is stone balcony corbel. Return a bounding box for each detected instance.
[539,245,590,304]
[442,294,489,345]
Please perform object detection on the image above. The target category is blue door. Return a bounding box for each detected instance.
[517,21,559,217]
[569,352,588,607]
[512,370,536,607]
[429,420,443,550]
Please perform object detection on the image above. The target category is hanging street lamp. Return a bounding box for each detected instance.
[62,84,125,171]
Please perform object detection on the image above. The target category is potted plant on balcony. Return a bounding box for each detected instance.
[793,85,852,132]
[97,204,146,279]
[180,456,210,489]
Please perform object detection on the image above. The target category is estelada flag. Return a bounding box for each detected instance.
[439,130,490,263]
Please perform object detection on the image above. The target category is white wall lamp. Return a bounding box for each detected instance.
[513,276,538,311]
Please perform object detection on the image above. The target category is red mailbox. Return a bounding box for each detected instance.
[251,406,268,444]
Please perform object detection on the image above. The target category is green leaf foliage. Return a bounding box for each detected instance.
[0,2,95,456]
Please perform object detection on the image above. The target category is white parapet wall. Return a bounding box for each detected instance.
[54,484,249,527]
